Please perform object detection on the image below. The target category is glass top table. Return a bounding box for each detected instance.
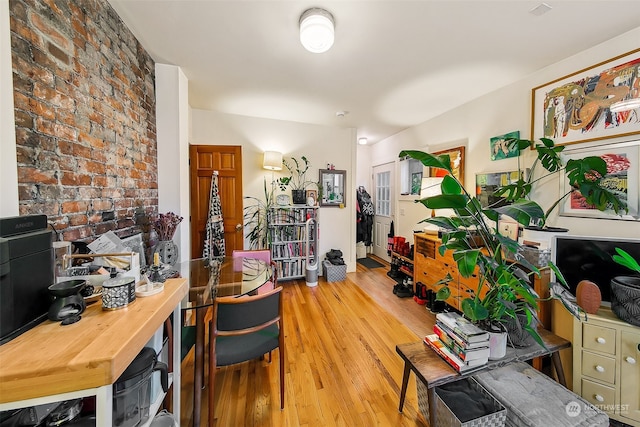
[179,256,274,309]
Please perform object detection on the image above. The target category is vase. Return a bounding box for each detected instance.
[291,189,306,205]
[152,240,179,266]
[610,276,640,327]
[487,330,508,360]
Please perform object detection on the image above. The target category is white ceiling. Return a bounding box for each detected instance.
[108,0,640,145]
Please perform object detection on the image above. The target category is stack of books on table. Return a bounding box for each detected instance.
[423,311,490,374]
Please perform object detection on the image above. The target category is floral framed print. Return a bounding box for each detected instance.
[531,48,640,147]
[490,131,520,161]
[429,146,465,186]
[559,140,639,221]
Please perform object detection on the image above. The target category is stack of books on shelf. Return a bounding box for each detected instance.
[423,311,490,374]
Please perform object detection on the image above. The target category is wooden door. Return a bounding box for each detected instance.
[189,145,243,259]
[372,162,395,262]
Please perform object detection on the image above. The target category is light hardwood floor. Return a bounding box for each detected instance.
[180,256,434,426]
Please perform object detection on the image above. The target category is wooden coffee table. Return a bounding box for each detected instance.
[396,328,570,426]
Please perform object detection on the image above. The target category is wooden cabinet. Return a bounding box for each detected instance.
[573,307,640,426]
[413,233,483,311]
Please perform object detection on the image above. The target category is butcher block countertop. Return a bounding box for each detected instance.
[0,277,187,404]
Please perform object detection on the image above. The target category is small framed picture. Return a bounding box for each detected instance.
[306,189,318,206]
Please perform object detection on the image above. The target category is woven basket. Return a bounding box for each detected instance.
[610,276,640,327]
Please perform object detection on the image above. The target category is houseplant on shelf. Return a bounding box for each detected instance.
[278,156,316,204]
[610,248,640,326]
[400,149,591,351]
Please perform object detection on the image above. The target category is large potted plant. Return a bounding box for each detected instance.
[243,178,275,249]
[278,156,316,204]
[399,148,610,349]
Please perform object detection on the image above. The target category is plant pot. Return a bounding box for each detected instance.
[610,276,640,327]
[291,189,306,205]
[504,313,536,348]
[487,330,508,360]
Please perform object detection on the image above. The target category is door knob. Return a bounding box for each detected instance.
[626,356,636,364]
[235,223,242,231]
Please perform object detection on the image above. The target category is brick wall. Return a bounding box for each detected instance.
[10,0,157,246]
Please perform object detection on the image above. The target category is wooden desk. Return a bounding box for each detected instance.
[396,328,570,426]
[0,277,188,426]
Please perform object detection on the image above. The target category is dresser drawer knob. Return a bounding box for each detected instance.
[594,394,605,402]
[595,365,605,373]
[625,356,636,364]
[596,337,606,344]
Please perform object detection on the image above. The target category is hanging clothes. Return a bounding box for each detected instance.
[203,171,226,260]
[356,186,374,246]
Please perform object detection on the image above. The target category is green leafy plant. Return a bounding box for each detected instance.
[495,137,627,227]
[613,248,640,274]
[243,178,275,249]
[400,149,584,346]
[278,156,315,191]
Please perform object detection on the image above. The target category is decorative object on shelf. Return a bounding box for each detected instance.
[276,194,291,206]
[151,212,183,266]
[531,47,640,147]
[278,156,317,204]
[400,148,588,347]
[610,248,640,326]
[306,189,317,206]
[487,330,508,360]
[497,137,630,228]
[576,280,602,315]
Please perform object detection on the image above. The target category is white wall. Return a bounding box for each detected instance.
[370,26,640,244]
[0,0,18,217]
[190,109,359,271]
[156,64,191,262]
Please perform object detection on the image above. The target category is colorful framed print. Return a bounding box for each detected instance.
[475,170,521,209]
[559,140,639,220]
[411,172,422,195]
[490,131,520,161]
[430,146,465,186]
[306,189,318,206]
[531,48,640,147]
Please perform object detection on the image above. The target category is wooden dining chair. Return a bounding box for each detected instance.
[208,285,285,422]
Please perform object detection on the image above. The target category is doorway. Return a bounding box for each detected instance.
[372,162,395,262]
[189,145,243,259]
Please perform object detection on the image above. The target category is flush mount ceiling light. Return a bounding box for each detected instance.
[299,8,335,53]
[358,137,368,145]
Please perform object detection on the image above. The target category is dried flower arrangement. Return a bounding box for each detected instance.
[152,212,183,241]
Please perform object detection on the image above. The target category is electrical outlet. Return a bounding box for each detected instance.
[499,221,519,240]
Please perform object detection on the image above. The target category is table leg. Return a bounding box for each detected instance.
[551,351,567,387]
[398,362,411,412]
[427,387,437,427]
[193,305,206,427]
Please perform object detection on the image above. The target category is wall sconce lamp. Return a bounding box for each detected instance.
[358,137,368,145]
[263,151,283,171]
[299,8,335,53]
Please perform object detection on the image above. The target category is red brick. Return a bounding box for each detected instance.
[62,200,88,214]
[30,13,72,52]
[60,171,91,186]
[69,214,88,226]
[17,167,56,184]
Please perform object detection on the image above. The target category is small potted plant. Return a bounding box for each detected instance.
[278,156,315,204]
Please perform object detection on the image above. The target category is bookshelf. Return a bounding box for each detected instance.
[268,205,319,280]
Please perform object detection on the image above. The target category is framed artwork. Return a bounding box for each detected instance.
[490,131,520,161]
[319,169,346,207]
[475,170,521,208]
[559,140,639,220]
[306,189,318,206]
[430,146,465,186]
[531,48,640,147]
[411,172,422,195]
